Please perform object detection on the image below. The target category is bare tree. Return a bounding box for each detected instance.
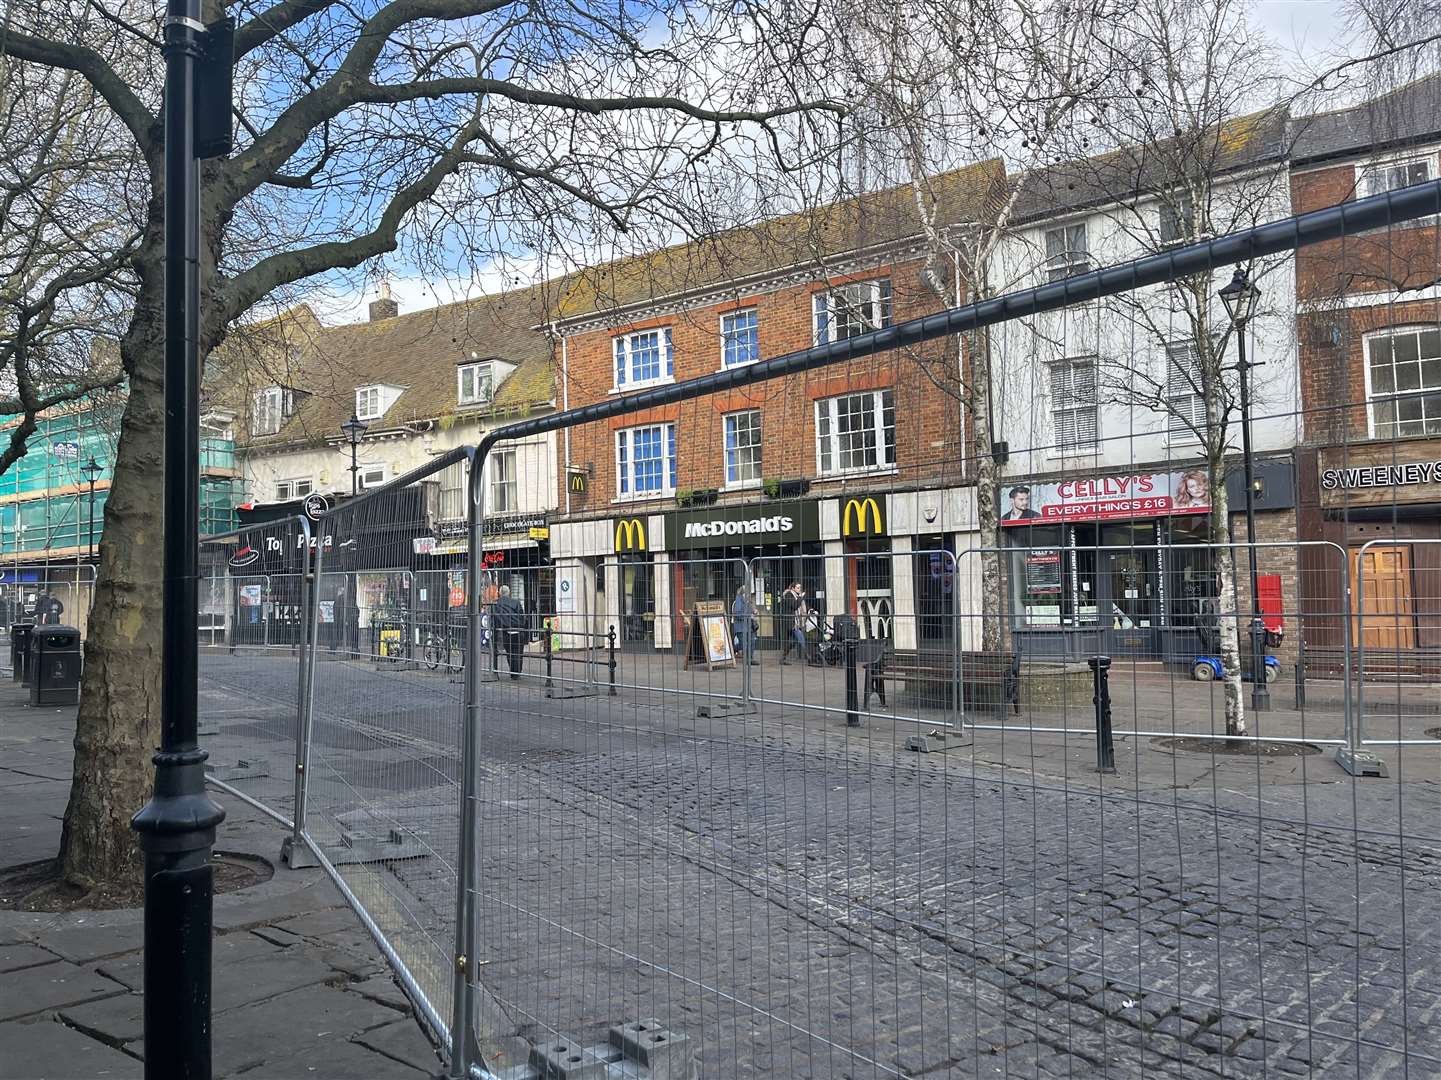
[827,0,1139,649]
[1017,0,1294,736]
[0,63,132,475]
[4,0,841,891]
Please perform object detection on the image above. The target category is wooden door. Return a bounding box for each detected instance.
[1352,546,1416,651]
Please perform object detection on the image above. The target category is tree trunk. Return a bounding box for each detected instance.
[1208,461,1246,738]
[970,327,1006,653]
[57,300,166,890]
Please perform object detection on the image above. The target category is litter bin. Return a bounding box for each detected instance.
[30,626,82,705]
[10,623,35,684]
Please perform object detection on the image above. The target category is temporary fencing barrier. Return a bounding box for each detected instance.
[192,177,1441,1079]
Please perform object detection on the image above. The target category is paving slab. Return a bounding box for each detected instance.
[210,985,403,1075]
[35,921,143,965]
[0,960,125,1021]
[212,883,344,933]
[96,931,284,991]
[354,1017,441,1071]
[0,1016,143,1080]
[58,991,147,1046]
[269,907,365,940]
[347,973,413,1013]
[229,1034,431,1078]
[0,942,57,973]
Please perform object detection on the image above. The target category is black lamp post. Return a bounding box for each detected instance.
[81,457,102,559]
[341,413,368,495]
[1218,265,1269,712]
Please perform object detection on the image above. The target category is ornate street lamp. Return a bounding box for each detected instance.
[1218,266,1269,712]
[340,413,368,495]
[81,457,103,559]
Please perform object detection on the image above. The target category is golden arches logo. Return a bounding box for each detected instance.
[614,518,647,552]
[842,497,884,537]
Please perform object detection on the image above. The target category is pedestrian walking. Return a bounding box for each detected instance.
[732,586,759,665]
[492,585,528,679]
[778,582,811,665]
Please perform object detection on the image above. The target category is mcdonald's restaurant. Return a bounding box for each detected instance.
[549,487,980,654]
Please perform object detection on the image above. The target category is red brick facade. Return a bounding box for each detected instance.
[557,257,968,517]
[1292,149,1441,444]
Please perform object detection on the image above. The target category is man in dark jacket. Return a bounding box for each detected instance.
[492,585,527,679]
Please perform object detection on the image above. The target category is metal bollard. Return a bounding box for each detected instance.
[1294,656,1306,711]
[544,622,554,692]
[1087,655,1116,774]
[608,626,618,696]
[844,637,860,727]
[490,618,499,676]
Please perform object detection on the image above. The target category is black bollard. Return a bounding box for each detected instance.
[1087,655,1116,774]
[544,622,554,692]
[608,626,617,696]
[1294,653,1306,711]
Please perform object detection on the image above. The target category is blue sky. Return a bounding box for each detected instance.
[303,0,1358,328]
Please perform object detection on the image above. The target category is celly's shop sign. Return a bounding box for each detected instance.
[669,500,819,548]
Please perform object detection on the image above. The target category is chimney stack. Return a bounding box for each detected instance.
[368,281,398,322]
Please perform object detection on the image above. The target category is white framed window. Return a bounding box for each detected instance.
[355,385,383,420]
[359,465,387,490]
[616,423,677,498]
[274,477,313,501]
[251,387,290,436]
[721,309,760,368]
[1049,356,1099,452]
[613,328,674,389]
[1159,194,1196,245]
[1165,341,1207,441]
[489,449,518,512]
[1359,156,1432,198]
[457,362,493,405]
[723,410,762,486]
[815,390,895,475]
[439,465,466,520]
[1044,222,1089,281]
[813,280,892,344]
[1367,327,1441,438]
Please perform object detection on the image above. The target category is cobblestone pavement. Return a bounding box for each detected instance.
[198,649,1441,1079]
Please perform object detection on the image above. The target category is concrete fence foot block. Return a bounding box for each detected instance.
[608,1020,697,1080]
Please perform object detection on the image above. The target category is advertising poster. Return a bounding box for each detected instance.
[1000,471,1211,525]
[238,584,262,607]
[556,571,577,614]
[448,571,466,609]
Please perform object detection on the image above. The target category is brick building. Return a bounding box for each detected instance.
[548,164,1005,653]
[1291,73,1441,656]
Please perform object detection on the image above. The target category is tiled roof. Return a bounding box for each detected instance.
[1011,107,1292,225]
[552,159,1008,321]
[220,285,557,450]
[1290,73,1441,165]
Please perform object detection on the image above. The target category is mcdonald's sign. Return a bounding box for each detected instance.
[841,496,886,538]
[614,517,647,553]
[567,468,588,495]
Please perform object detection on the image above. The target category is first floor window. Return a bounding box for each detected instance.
[1165,342,1207,440]
[1050,356,1099,452]
[723,410,762,485]
[721,309,760,367]
[1368,327,1441,438]
[617,423,677,497]
[614,328,674,388]
[274,477,312,501]
[490,449,518,512]
[813,280,892,343]
[439,465,465,520]
[816,390,895,475]
[1044,222,1089,280]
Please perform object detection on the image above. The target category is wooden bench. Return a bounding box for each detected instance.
[864,648,1020,716]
